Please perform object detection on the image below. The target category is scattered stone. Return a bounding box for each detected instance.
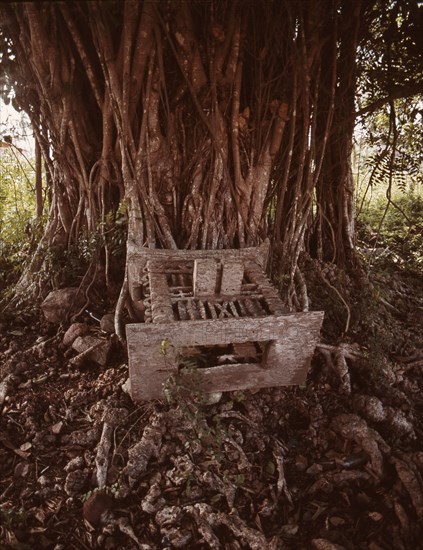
[122,377,131,394]
[294,455,308,471]
[0,374,13,406]
[51,421,64,434]
[64,468,89,496]
[71,335,111,366]
[65,456,85,472]
[63,323,88,347]
[353,394,386,423]
[368,511,383,522]
[41,288,85,324]
[204,391,222,405]
[385,407,415,438]
[100,313,115,334]
[306,463,323,475]
[37,474,51,487]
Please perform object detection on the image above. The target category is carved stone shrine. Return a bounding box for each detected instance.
[126,243,323,401]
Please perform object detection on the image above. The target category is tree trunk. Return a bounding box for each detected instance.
[34,135,43,220]
[312,0,363,269]
[0,0,367,306]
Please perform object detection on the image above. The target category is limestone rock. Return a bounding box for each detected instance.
[64,468,89,496]
[72,335,111,366]
[100,313,115,334]
[41,288,85,324]
[62,323,88,347]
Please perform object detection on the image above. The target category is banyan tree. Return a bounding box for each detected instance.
[0,0,421,311]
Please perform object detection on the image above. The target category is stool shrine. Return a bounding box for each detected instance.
[126,243,323,401]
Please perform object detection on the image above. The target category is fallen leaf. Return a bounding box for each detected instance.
[280,524,299,535]
[368,511,383,521]
[266,460,275,474]
[51,421,63,434]
[0,436,16,450]
[14,462,30,478]
[14,449,31,459]
[329,516,345,526]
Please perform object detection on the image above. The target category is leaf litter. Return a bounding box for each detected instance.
[0,268,422,549]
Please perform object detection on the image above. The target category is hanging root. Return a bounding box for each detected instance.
[72,260,99,322]
[295,266,309,312]
[114,265,129,344]
[317,266,351,334]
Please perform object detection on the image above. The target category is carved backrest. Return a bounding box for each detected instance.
[127,240,270,301]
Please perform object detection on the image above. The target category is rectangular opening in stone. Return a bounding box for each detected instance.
[177,341,269,369]
[166,270,193,292]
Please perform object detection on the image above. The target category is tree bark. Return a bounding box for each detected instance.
[34,135,43,220]
[0,0,371,305]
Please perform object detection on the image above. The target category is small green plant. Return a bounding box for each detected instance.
[0,504,27,529]
[160,338,172,357]
[232,391,246,403]
[163,350,229,461]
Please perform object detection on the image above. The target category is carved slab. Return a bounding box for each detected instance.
[126,311,324,401]
[220,260,244,296]
[193,259,218,297]
[127,241,270,300]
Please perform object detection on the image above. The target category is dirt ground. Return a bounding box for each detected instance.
[0,258,422,550]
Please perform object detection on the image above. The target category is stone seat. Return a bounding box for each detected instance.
[126,242,323,401]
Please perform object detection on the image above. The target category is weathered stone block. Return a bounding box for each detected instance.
[41,288,85,324]
[72,335,111,366]
[62,323,88,347]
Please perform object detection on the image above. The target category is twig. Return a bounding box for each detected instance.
[273,441,292,504]
[69,341,104,367]
[95,422,113,489]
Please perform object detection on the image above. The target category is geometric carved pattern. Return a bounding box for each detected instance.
[126,244,323,401]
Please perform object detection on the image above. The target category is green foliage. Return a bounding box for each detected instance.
[358,2,422,112]
[30,201,128,293]
[101,199,128,260]
[355,0,423,248]
[358,190,423,269]
[163,354,228,462]
[355,94,422,271]
[357,99,422,184]
[0,503,28,538]
[0,148,40,292]
[364,149,416,193]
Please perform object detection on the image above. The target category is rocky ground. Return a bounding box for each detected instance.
[0,256,422,550]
